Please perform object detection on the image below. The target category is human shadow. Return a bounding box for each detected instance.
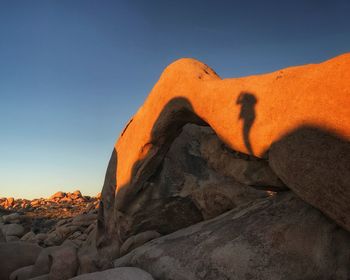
[236,92,258,155]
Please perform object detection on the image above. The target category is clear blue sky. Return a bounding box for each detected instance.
[1,0,349,199]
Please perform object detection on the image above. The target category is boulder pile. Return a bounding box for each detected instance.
[0,191,100,245]
[0,191,100,218]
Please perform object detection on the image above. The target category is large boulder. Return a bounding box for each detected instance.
[96,53,350,262]
[114,193,350,280]
[2,224,25,238]
[29,244,78,280]
[269,126,350,234]
[30,246,59,278]
[48,245,78,280]
[0,242,42,280]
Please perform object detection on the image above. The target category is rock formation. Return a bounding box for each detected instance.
[0,191,99,247]
[96,53,350,266]
[1,53,349,279]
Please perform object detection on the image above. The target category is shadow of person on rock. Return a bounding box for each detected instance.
[236,92,257,155]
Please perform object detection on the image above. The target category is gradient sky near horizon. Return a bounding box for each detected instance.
[1,0,350,199]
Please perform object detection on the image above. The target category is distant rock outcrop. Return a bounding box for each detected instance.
[0,191,100,246]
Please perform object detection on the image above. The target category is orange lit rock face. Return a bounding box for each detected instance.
[98,54,350,258]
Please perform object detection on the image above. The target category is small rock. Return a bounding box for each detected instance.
[77,233,87,241]
[44,231,64,246]
[30,199,41,207]
[5,197,15,208]
[30,246,59,278]
[68,231,82,240]
[84,223,96,235]
[35,233,48,241]
[71,190,83,199]
[50,191,66,200]
[6,235,20,242]
[2,223,25,237]
[56,219,68,227]
[21,231,36,241]
[72,213,97,227]
[120,231,161,256]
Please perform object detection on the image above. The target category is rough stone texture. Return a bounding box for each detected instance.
[3,213,22,224]
[70,267,154,280]
[120,231,161,256]
[109,125,271,245]
[0,242,42,280]
[6,235,20,242]
[48,246,78,280]
[96,53,350,263]
[9,265,34,280]
[71,213,97,227]
[50,191,66,200]
[269,126,350,234]
[20,231,36,242]
[114,193,350,280]
[197,126,285,190]
[0,228,5,242]
[2,224,25,237]
[30,246,60,278]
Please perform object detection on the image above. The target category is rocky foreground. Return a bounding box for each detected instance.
[0,191,100,246]
[0,54,349,280]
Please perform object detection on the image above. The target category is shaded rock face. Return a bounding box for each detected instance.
[114,193,350,280]
[0,242,42,280]
[269,126,350,232]
[97,53,350,264]
[116,124,276,243]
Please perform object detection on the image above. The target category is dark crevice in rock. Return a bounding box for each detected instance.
[118,124,285,242]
